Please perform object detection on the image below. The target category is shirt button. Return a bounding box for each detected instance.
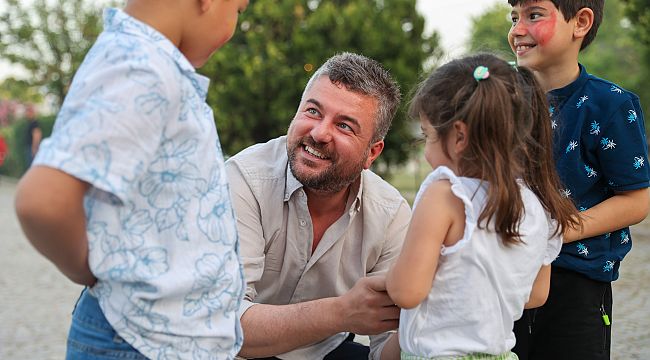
[299,220,306,226]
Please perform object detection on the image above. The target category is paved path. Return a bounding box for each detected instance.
[1,177,648,359]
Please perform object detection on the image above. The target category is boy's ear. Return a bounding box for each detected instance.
[573,8,594,40]
[452,120,469,155]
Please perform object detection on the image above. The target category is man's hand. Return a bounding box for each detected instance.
[340,275,400,335]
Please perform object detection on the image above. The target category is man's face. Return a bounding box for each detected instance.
[286,76,384,193]
[508,1,577,72]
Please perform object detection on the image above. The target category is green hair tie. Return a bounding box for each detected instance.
[473,66,490,81]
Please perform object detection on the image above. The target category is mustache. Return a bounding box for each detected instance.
[300,136,333,159]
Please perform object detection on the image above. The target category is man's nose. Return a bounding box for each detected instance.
[310,120,333,143]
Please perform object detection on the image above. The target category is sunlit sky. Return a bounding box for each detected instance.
[416,0,502,59]
[0,0,502,80]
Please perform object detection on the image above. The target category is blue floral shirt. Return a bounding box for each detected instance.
[549,64,649,282]
[33,8,244,359]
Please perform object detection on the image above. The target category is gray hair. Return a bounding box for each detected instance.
[302,52,401,142]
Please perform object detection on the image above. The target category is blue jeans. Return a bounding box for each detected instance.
[66,289,148,359]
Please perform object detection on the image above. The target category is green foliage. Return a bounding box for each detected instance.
[0,0,109,107]
[622,0,650,46]
[201,0,442,173]
[0,114,55,177]
[581,0,645,104]
[0,77,43,103]
[468,3,514,59]
[621,0,650,119]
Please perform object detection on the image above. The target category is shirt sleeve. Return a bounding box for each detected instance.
[597,98,650,191]
[33,50,178,203]
[225,159,266,314]
[368,198,410,359]
[544,218,562,265]
[367,198,411,275]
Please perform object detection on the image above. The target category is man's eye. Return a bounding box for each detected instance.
[337,123,352,131]
[530,13,542,20]
[307,108,319,116]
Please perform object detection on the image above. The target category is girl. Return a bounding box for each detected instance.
[385,54,580,359]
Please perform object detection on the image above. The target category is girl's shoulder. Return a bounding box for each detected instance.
[415,166,480,254]
[414,166,481,210]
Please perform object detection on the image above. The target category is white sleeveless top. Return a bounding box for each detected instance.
[399,166,562,357]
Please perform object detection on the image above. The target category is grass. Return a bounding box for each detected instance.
[385,156,431,206]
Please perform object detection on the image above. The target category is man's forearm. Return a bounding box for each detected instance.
[238,297,343,358]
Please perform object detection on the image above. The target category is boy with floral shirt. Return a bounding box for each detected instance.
[507,1,650,359]
[15,0,249,358]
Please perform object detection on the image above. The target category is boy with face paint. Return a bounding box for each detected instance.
[507,1,650,359]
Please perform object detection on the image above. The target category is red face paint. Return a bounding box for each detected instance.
[529,9,557,46]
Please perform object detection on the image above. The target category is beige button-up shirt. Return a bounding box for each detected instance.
[226,136,411,360]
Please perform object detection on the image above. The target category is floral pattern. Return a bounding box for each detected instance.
[32,8,243,359]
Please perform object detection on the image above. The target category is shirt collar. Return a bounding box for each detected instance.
[103,8,209,96]
[548,63,589,101]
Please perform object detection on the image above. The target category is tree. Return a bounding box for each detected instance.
[468,3,513,59]
[202,0,442,172]
[0,77,43,104]
[621,0,650,118]
[0,0,108,108]
[622,0,650,46]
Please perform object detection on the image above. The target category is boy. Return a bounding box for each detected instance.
[14,0,249,358]
[507,1,650,359]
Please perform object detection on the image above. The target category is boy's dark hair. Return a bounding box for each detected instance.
[508,0,604,50]
[409,53,580,244]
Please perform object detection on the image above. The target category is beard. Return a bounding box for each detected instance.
[287,135,369,193]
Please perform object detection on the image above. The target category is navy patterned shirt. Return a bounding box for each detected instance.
[549,64,649,282]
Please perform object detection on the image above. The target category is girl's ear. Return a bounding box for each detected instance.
[452,120,469,155]
[574,7,594,40]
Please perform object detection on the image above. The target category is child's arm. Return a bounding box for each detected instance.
[15,166,95,286]
[379,332,400,360]
[525,265,551,309]
[386,180,464,309]
[563,188,649,243]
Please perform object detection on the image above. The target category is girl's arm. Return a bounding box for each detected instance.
[386,180,465,309]
[525,265,551,309]
[380,332,400,360]
[14,166,95,286]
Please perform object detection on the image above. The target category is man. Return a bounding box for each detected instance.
[226,52,411,360]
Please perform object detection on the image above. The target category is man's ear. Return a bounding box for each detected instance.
[573,8,594,40]
[452,120,468,155]
[364,140,385,169]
